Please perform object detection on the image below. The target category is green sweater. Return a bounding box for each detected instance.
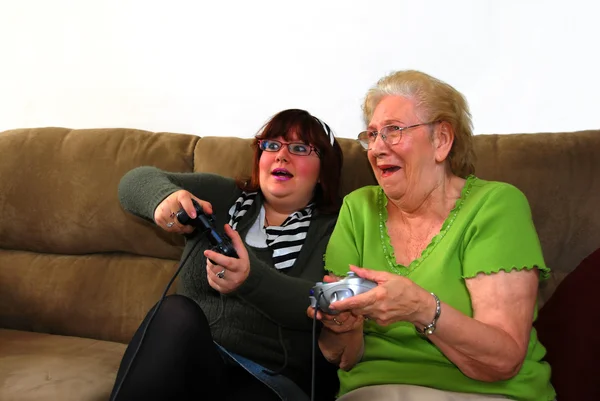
[118,166,338,393]
[325,176,555,401]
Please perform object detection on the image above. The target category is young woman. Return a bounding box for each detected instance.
[111,109,343,401]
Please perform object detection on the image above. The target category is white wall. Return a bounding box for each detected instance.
[0,0,598,138]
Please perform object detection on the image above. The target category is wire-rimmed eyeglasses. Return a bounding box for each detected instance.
[357,121,439,149]
[258,139,321,157]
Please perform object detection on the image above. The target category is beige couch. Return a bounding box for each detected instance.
[0,127,598,401]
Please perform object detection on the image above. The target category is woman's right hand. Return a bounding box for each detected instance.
[307,307,365,334]
[307,274,366,369]
[306,274,365,334]
[153,190,213,234]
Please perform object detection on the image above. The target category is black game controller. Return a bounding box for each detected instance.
[309,272,377,315]
[176,199,238,263]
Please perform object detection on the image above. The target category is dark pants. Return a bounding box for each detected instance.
[109,294,282,401]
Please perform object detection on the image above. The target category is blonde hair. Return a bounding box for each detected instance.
[362,70,476,177]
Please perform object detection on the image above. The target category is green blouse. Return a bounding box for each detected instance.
[325,176,555,401]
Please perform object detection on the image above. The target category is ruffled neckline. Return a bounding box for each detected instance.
[377,175,476,276]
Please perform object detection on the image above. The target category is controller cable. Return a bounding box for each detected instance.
[110,240,201,401]
[311,290,326,401]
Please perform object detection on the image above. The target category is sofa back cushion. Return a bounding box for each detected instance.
[0,128,199,342]
[192,136,376,198]
[0,127,199,258]
[472,130,600,303]
[1,127,599,342]
[192,131,600,304]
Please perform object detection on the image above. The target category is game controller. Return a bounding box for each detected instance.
[309,272,377,315]
[176,199,238,263]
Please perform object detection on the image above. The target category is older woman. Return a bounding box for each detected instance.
[308,71,555,401]
[111,109,343,401]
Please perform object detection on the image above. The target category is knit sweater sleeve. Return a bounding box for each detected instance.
[119,165,336,331]
[118,166,239,223]
[232,214,337,331]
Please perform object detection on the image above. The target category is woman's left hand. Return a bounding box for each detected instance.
[206,224,250,294]
[328,265,434,326]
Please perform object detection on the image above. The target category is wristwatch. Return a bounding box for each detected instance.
[416,292,441,336]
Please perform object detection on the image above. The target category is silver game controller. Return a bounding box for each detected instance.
[309,272,377,315]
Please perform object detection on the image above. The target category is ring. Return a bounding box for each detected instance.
[332,317,343,326]
[166,221,175,228]
[216,269,226,279]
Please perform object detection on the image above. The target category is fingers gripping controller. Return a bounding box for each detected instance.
[309,272,377,315]
[175,199,238,263]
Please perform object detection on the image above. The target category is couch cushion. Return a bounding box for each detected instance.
[473,130,600,304]
[0,328,126,401]
[0,127,198,259]
[534,247,600,401]
[0,249,177,343]
[192,136,376,198]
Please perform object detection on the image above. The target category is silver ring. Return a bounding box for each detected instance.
[166,221,175,228]
[216,269,226,279]
[332,317,343,326]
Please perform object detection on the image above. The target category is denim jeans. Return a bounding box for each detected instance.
[216,343,310,401]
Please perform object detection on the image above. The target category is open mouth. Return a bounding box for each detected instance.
[379,165,401,177]
[272,168,294,180]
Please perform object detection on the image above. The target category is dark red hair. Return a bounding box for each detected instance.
[237,109,343,214]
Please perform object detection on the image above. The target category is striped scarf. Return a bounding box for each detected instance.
[227,192,314,270]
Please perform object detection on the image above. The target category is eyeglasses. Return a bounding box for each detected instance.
[357,121,438,149]
[258,139,321,157]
